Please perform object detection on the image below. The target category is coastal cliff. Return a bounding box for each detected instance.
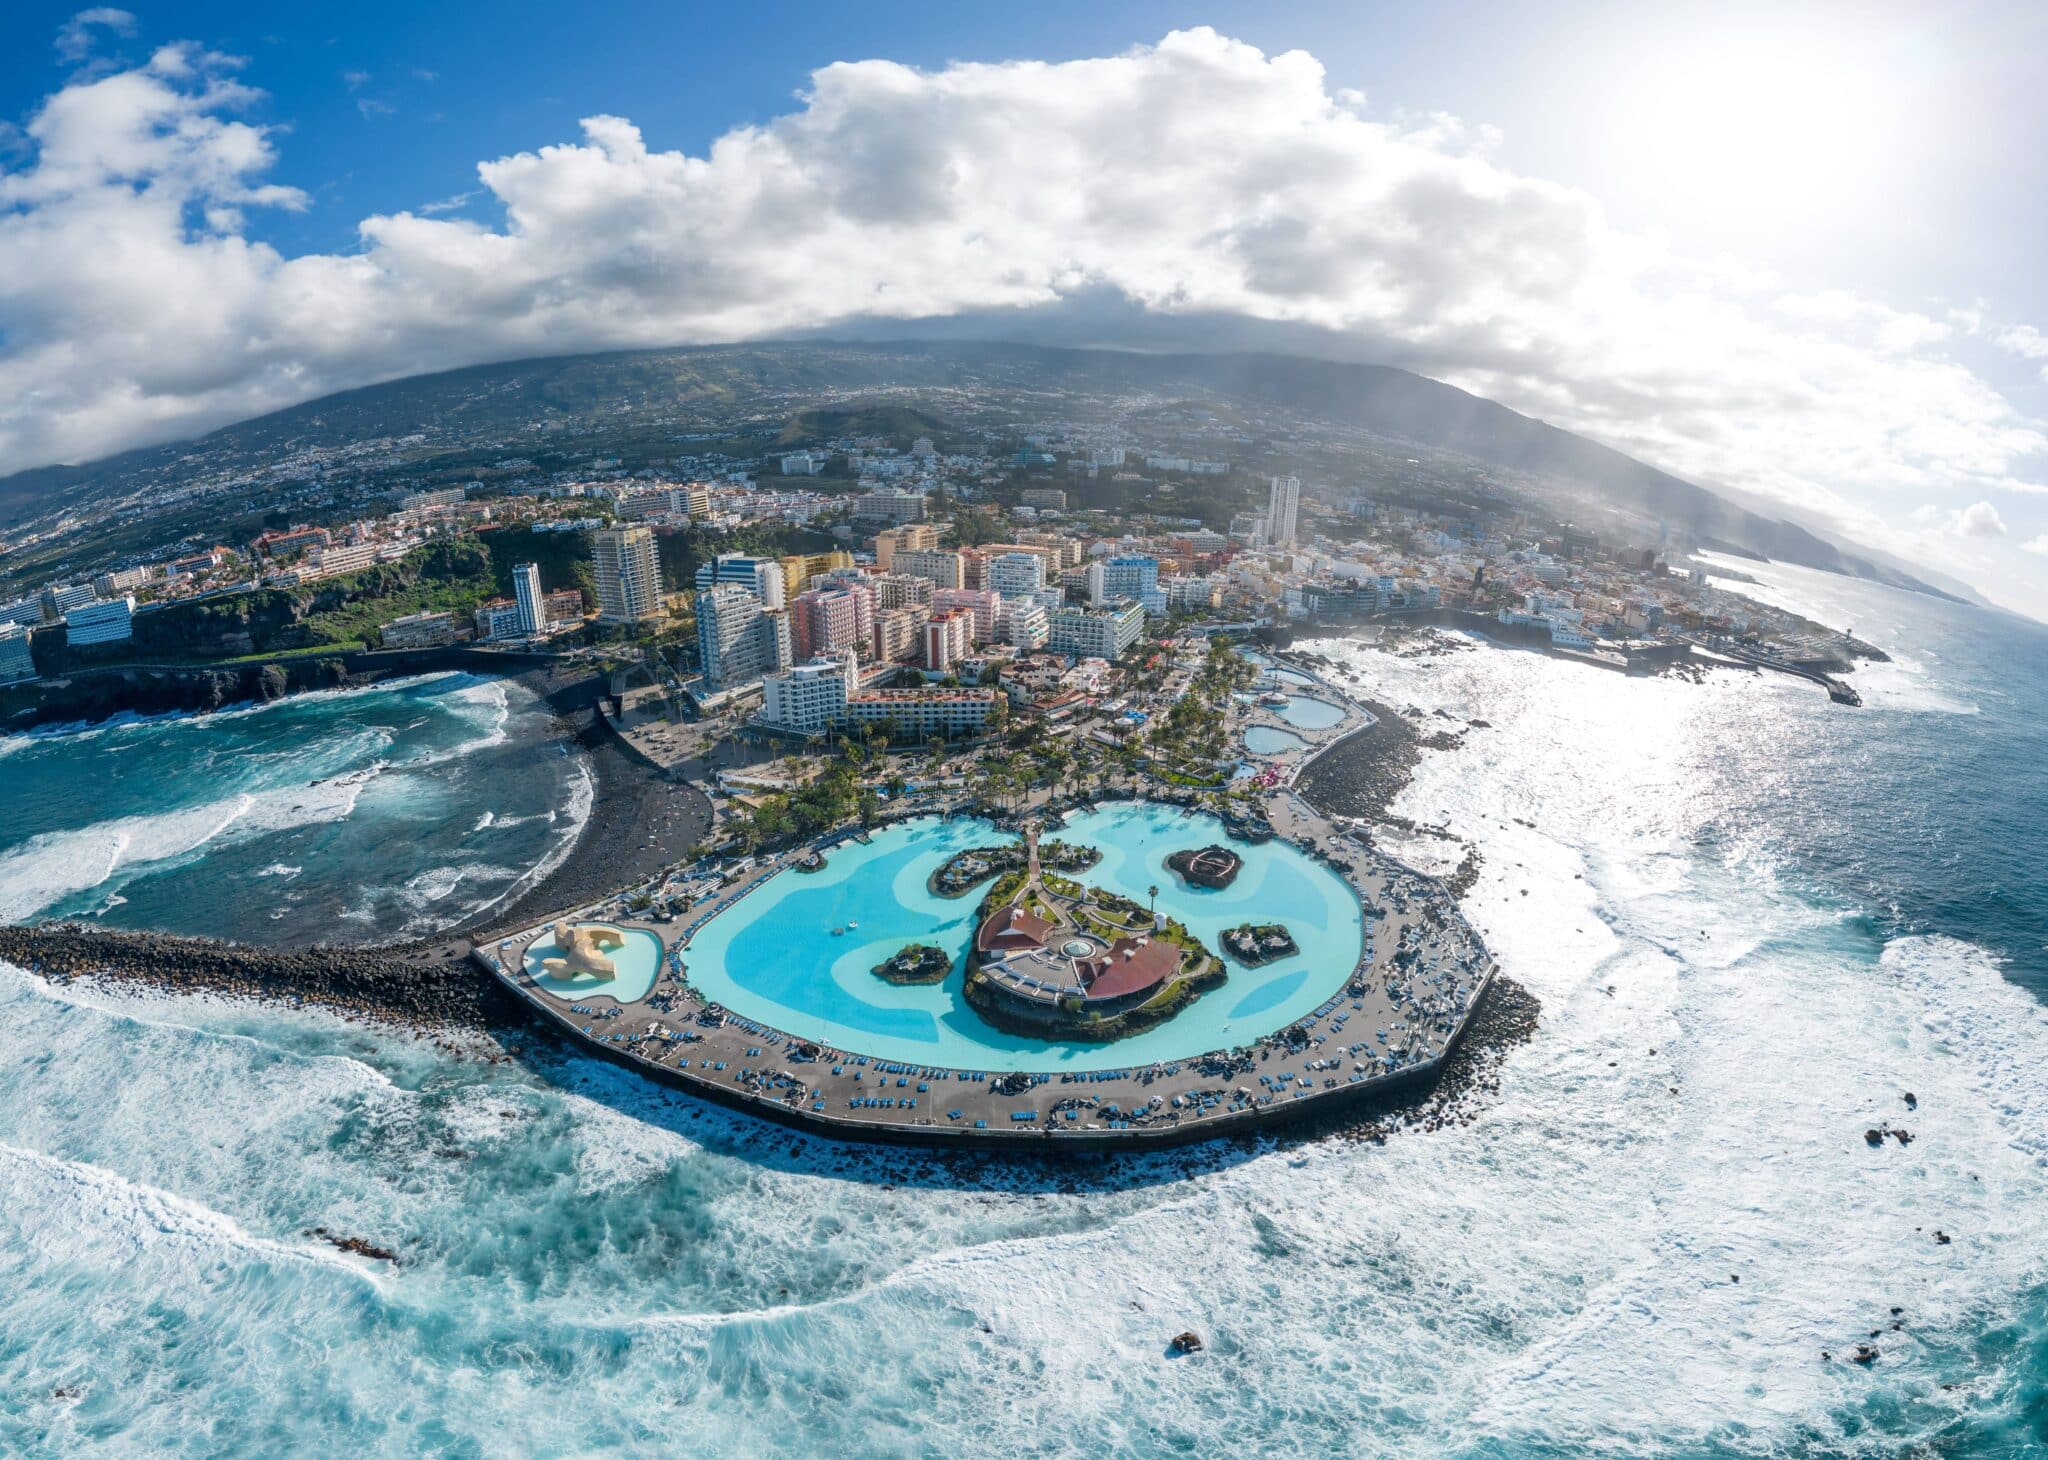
[0,644,572,732]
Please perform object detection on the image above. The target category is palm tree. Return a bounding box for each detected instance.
[1147,883,1159,920]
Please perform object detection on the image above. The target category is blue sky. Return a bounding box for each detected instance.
[5,2,2048,612]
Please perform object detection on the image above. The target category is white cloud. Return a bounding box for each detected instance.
[1955,501,2007,538]
[1996,324,2048,360]
[55,8,136,64]
[1,27,2046,606]
[2022,535,2048,556]
[415,191,475,216]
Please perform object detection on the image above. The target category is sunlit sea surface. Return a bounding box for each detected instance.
[2,563,2044,1455]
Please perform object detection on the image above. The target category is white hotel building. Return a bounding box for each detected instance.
[0,622,36,683]
[845,687,998,739]
[1267,475,1301,547]
[512,563,547,636]
[63,595,136,647]
[1047,600,1144,661]
[758,655,855,735]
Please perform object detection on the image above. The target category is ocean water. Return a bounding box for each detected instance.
[1,565,2045,1455]
[0,673,591,945]
[674,802,1364,1071]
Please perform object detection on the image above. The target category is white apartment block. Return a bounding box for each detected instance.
[512,563,547,635]
[384,610,462,648]
[1047,600,1144,660]
[695,585,791,690]
[93,565,160,597]
[0,622,36,683]
[996,600,1049,651]
[1267,476,1301,546]
[400,486,466,512]
[985,551,1045,599]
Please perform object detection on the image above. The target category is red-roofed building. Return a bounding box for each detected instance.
[976,903,1056,954]
[1074,936,1179,1002]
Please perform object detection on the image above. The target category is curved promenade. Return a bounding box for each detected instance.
[477,650,1499,1149]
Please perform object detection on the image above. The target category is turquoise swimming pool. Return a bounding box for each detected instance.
[678,803,1366,1071]
[1275,694,1347,729]
[1244,725,1307,756]
[525,924,664,1004]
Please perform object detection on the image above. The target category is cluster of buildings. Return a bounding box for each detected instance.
[697,526,1161,736]
[1,581,142,675]
[378,561,587,649]
[3,394,1853,716]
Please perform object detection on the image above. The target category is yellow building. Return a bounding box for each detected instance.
[874,524,939,571]
[778,550,856,595]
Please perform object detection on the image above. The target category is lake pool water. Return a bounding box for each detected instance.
[678,803,1365,1071]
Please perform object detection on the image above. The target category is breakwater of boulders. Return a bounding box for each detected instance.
[0,924,520,1031]
[1294,973,1541,1146]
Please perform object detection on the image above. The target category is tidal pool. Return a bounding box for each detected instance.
[677,803,1366,1071]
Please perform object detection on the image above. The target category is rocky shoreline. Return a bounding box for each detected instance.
[0,637,1545,1155]
[1293,693,1427,823]
[1297,972,1541,1144]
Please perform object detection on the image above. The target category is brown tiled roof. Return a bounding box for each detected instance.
[1079,937,1179,1001]
[976,903,1055,954]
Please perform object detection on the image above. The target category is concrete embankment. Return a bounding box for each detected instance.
[0,925,519,1030]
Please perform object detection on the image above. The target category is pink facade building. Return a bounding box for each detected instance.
[931,587,1002,643]
[791,581,875,662]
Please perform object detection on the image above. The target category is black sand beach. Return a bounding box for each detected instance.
[470,668,713,939]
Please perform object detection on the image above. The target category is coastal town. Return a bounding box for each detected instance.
[0,398,1877,1145]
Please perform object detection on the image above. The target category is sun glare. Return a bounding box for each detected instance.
[1613,32,1894,226]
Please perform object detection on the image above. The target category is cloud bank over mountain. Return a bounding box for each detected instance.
[3,26,2046,606]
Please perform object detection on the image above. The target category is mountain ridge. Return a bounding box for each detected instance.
[0,339,1956,603]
